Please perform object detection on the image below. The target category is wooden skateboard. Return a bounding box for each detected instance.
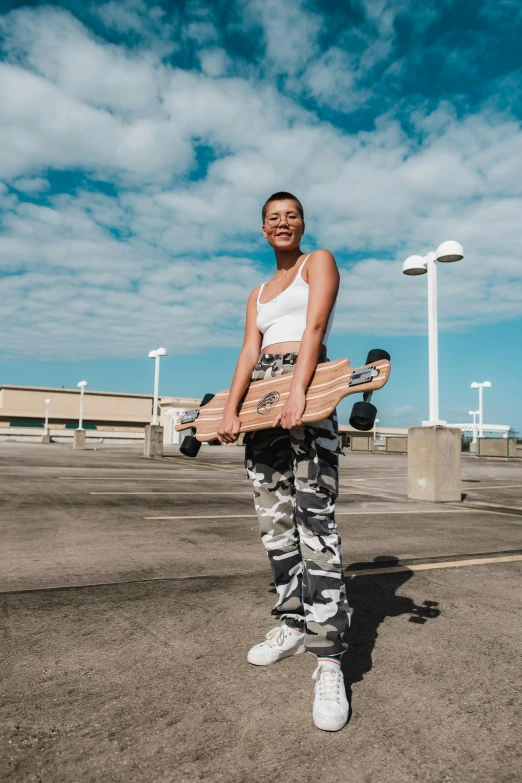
[175,349,391,457]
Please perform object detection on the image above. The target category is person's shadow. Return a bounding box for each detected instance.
[341,556,441,720]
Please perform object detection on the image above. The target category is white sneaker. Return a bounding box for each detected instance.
[312,661,349,731]
[247,624,306,666]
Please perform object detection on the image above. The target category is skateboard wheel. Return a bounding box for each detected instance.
[349,401,377,431]
[180,435,201,458]
[365,348,390,364]
[200,393,215,406]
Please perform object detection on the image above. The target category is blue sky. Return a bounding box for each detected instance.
[1,0,521,432]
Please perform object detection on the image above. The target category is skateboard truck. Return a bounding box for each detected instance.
[180,393,215,457]
[349,349,390,432]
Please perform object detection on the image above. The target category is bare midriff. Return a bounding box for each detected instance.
[261,341,326,354]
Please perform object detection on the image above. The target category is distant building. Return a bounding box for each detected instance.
[0,385,200,445]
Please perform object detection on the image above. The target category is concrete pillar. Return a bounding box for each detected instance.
[144,424,164,457]
[73,430,86,450]
[40,434,51,444]
[407,426,461,502]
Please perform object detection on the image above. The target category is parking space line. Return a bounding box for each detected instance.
[90,491,253,496]
[162,457,243,474]
[339,483,407,497]
[462,484,522,491]
[143,509,464,520]
[345,554,522,577]
[60,477,201,481]
[59,477,250,482]
[451,504,522,518]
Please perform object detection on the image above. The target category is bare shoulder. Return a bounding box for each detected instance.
[308,248,337,266]
[246,285,261,309]
[248,285,262,302]
[305,249,339,281]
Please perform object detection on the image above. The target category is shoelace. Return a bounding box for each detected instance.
[313,666,341,700]
[265,626,287,647]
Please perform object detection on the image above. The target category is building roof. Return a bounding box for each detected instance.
[0,385,153,399]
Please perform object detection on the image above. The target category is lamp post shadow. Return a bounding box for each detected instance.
[341,556,441,717]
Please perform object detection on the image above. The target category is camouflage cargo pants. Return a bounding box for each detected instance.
[244,352,350,657]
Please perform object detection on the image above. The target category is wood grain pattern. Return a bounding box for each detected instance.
[175,357,390,442]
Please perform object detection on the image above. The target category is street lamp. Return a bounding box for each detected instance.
[468,409,480,444]
[77,381,87,430]
[44,398,51,436]
[470,381,491,439]
[148,347,167,426]
[402,240,464,426]
[373,417,379,447]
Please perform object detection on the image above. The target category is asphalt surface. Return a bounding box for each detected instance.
[1,442,521,782]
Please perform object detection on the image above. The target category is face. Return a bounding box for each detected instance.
[262,199,304,250]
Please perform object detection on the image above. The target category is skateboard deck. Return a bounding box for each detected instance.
[175,356,391,443]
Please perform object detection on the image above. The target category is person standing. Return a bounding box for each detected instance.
[217,192,350,731]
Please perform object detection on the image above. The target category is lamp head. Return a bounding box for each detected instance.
[436,240,464,263]
[402,255,427,276]
[483,381,492,388]
[45,398,51,405]
[470,382,479,389]
[156,347,167,357]
[148,350,157,359]
[77,380,88,388]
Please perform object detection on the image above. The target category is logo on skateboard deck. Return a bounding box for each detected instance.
[257,390,280,415]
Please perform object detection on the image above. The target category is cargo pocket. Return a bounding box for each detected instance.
[308,415,340,500]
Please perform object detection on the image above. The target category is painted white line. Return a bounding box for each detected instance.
[60,477,200,481]
[456,506,522,518]
[143,509,463,520]
[59,476,250,482]
[339,483,406,496]
[464,484,522,491]
[90,491,253,496]
[345,554,522,577]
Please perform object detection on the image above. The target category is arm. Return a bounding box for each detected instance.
[273,249,339,429]
[216,287,262,443]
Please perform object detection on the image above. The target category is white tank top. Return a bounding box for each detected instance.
[256,253,335,350]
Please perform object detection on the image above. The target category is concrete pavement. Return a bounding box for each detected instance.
[1,442,521,782]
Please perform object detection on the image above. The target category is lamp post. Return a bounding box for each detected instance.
[148,348,167,426]
[468,409,480,444]
[44,398,51,436]
[470,381,491,439]
[77,381,87,430]
[402,241,464,426]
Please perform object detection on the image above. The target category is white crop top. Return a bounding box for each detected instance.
[256,253,335,350]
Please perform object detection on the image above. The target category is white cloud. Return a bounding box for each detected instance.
[0,3,521,362]
[238,0,321,77]
[198,48,231,77]
[11,176,50,194]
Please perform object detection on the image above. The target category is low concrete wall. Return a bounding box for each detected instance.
[351,436,372,451]
[478,438,518,458]
[0,427,145,444]
[386,437,408,453]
